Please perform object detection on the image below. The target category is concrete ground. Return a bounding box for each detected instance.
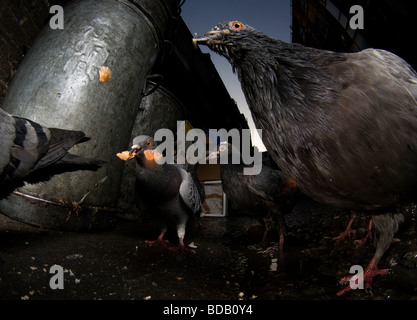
[1,195,417,300]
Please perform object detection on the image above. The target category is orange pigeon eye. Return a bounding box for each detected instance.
[232,21,243,30]
[146,140,152,147]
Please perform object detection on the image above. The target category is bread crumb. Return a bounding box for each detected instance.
[99,66,112,82]
[117,150,135,161]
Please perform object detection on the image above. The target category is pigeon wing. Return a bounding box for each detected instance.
[0,109,51,180]
[0,109,17,174]
[178,168,202,215]
[32,127,88,170]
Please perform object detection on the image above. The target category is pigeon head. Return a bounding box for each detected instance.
[194,21,259,61]
[130,135,161,164]
[131,135,157,152]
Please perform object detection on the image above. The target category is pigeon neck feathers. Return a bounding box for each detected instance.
[135,149,163,170]
[222,31,346,123]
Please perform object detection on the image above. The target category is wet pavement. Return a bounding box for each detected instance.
[1,195,417,300]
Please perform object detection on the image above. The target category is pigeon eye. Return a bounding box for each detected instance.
[232,22,243,30]
[146,140,152,147]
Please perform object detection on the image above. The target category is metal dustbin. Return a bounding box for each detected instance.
[0,0,177,230]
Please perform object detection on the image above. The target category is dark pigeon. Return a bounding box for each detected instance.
[195,21,417,294]
[130,135,202,252]
[208,142,297,251]
[0,108,105,199]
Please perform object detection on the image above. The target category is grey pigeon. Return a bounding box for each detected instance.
[208,142,298,251]
[195,21,417,294]
[0,108,105,199]
[130,135,202,252]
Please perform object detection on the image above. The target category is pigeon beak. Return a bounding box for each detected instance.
[130,145,141,155]
[193,29,224,47]
[193,31,219,42]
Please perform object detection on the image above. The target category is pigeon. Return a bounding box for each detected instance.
[195,21,417,294]
[0,108,105,199]
[208,142,297,251]
[130,135,202,252]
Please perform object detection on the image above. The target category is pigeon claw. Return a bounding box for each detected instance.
[168,237,196,254]
[333,228,356,242]
[333,213,356,242]
[353,233,371,247]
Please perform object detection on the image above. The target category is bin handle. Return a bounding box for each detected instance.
[142,74,163,97]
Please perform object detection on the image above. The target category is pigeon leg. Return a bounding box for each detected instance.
[276,213,285,253]
[259,211,286,257]
[334,212,356,241]
[279,233,284,252]
[170,222,195,254]
[354,219,373,247]
[261,217,272,245]
[145,227,169,247]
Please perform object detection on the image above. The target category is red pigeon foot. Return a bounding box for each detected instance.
[169,238,196,254]
[334,213,356,242]
[145,231,169,247]
[337,257,390,296]
[353,219,373,247]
